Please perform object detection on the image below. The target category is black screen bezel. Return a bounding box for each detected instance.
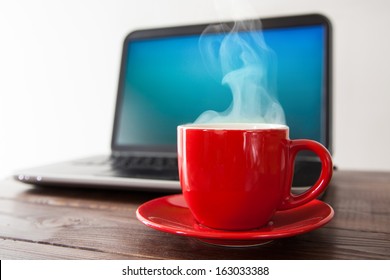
[111,13,332,155]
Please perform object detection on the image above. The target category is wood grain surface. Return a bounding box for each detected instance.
[0,170,389,259]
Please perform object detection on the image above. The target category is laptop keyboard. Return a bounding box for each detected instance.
[73,155,179,180]
[110,155,178,171]
[77,155,179,181]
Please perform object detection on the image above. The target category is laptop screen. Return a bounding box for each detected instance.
[113,15,331,153]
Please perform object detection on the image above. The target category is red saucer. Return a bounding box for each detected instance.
[136,194,334,246]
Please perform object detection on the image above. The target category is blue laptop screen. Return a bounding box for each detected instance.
[116,25,326,147]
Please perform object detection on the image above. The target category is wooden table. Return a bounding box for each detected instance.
[0,170,389,259]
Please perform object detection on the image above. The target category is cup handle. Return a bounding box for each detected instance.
[278,139,333,210]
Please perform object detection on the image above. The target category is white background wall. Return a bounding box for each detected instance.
[1,0,390,179]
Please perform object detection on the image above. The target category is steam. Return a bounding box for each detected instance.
[194,4,285,125]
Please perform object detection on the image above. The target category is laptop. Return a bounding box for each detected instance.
[14,13,332,192]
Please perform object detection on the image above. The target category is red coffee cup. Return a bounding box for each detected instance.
[177,123,333,230]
